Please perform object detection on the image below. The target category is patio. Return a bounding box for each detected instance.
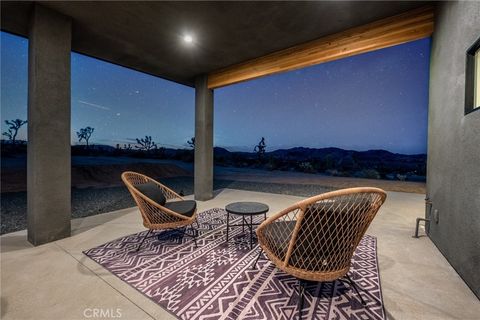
[1,189,479,320]
[1,1,479,319]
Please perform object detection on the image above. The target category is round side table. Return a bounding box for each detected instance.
[225,202,269,249]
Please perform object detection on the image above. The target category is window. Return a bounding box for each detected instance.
[465,36,480,114]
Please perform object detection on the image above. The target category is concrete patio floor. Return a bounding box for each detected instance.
[1,188,479,320]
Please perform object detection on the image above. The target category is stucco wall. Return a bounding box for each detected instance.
[427,1,480,299]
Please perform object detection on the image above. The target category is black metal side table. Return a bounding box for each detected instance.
[225,202,269,249]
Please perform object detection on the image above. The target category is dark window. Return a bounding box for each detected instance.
[465,36,480,115]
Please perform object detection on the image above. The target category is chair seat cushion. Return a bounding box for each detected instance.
[263,220,336,269]
[135,181,167,205]
[164,200,197,217]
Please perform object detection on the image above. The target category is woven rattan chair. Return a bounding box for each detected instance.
[121,171,198,251]
[254,187,386,317]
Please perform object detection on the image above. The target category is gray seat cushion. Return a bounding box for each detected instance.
[135,182,166,205]
[263,220,296,261]
[164,200,197,217]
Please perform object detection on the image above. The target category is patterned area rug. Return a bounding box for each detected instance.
[84,208,386,320]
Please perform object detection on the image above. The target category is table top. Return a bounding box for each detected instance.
[225,202,269,215]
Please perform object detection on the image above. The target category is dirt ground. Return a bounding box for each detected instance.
[1,162,191,193]
[215,171,426,194]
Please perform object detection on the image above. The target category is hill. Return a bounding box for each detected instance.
[213,146,426,181]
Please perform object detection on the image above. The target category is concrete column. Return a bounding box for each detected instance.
[27,5,72,245]
[194,75,214,200]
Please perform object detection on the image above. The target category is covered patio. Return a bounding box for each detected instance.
[1,0,436,242]
[1,1,479,319]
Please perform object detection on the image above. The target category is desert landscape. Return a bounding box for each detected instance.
[1,145,426,235]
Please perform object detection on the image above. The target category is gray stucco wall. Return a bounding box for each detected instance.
[427,1,480,299]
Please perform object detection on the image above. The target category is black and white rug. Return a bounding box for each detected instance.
[84,208,386,320]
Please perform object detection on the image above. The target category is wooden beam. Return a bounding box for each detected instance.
[208,6,434,89]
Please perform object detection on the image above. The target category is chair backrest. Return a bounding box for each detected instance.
[122,171,150,187]
[258,187,386,281]
[288,189,385,275]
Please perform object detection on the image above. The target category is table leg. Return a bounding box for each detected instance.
[264,212,267,221]
[226,211,230,242]
[242,216,245,233]
[250,215,253,249]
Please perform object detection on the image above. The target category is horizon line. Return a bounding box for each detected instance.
[1,139,427,155]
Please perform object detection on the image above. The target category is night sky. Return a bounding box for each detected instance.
[1,31,430,154]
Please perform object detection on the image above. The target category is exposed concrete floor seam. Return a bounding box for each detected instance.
[53,242,156,320]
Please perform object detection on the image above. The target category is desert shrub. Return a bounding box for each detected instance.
[354,169,381,179]
[1,140,27,156]
[214,155,226,166]
[173,149,194,162]
[326,169,340,176]
[265,156,280,171]
[298,161,316,173]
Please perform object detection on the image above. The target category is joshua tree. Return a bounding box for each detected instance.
[135,135,157,151]
[187,137,195,149]
[76,126,94,148]
[2,119,27,144]
[123,144,132,151]
[254,137,266,159]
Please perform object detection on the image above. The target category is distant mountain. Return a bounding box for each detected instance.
[72,144,117,151]
[269,147,346,159]
[214,147,231,156]
[214,146,426,158]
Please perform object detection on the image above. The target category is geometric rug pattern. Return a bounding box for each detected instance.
[84,208,386,320]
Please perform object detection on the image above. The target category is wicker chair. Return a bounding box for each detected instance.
[254,187,386,317]
[121,171,198,251]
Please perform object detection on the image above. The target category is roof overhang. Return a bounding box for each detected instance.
[1,1,433,87]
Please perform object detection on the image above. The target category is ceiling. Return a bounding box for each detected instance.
[1,1,429,87]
